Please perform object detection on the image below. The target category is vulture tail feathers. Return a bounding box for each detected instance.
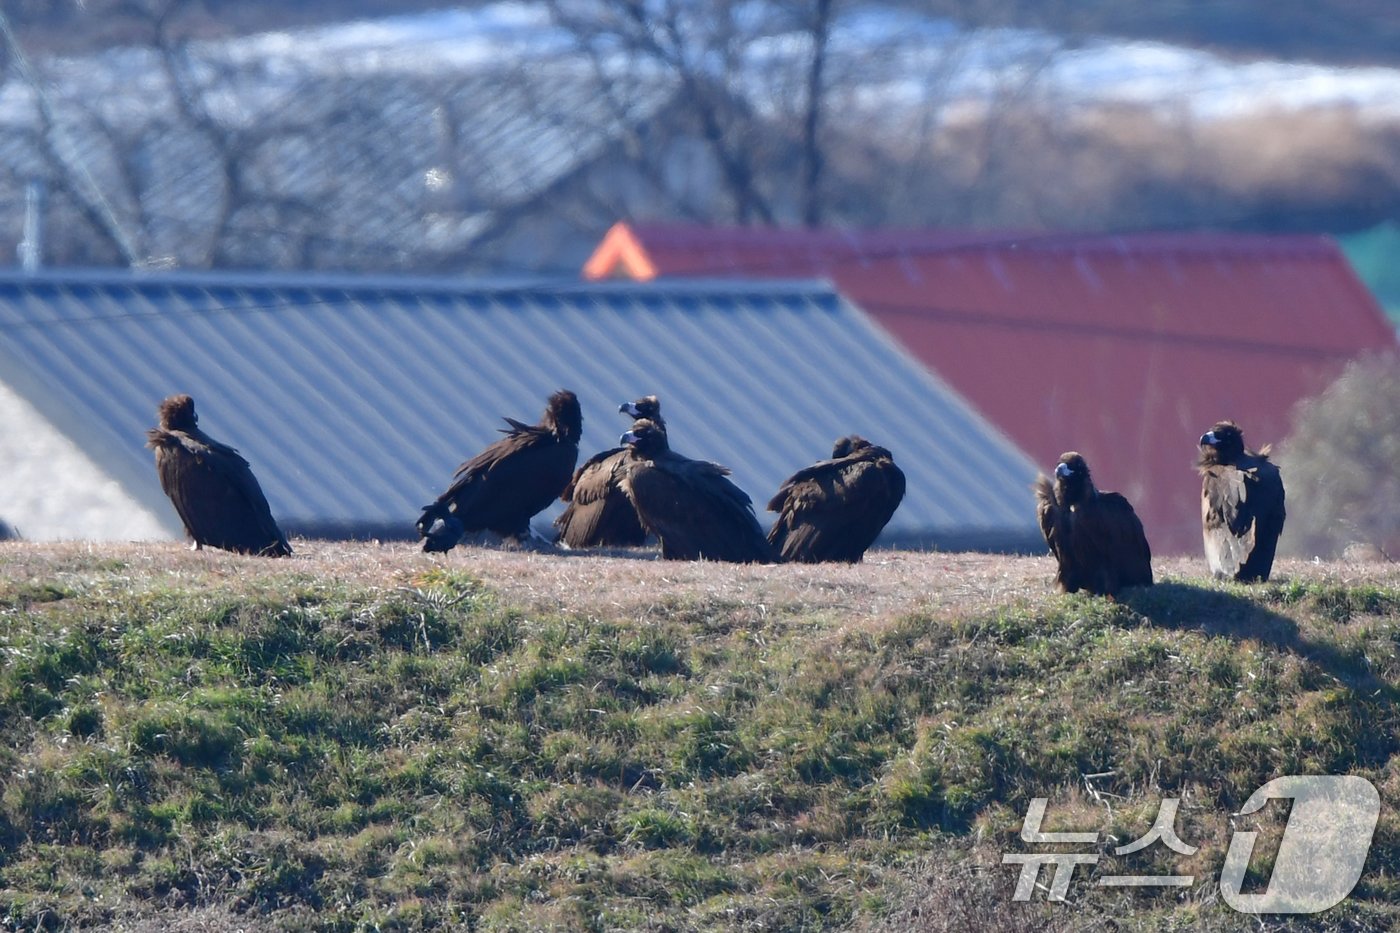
[499,416,536,435]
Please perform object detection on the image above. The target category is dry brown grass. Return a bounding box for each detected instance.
[4,538,1396,627]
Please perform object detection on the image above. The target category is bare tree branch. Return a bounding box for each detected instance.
[799,0,832,227]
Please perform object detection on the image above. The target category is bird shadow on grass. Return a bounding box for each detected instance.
[1121,580,1387,694]
[450,530,660,561]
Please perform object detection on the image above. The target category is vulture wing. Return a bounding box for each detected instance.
[554,447,646,548]
[1075,492,1153,594]
[420,424,577,544]
[626,455,773,563]
[1034,475,1079,592]
[151,429,290,556]
[1202,457,1286,582]
[768,453,905,562]
[1201,464,1253,579]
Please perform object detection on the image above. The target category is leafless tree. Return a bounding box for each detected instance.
[7,1,1395,274]
[542,0,788,225]
[536,1,1081,230]
[1280,354,1400,562]
[0,0,519,272]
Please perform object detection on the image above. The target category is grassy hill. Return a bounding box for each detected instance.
[0,542,1397,931]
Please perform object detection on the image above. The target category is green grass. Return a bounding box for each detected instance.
[0,549,1398,930]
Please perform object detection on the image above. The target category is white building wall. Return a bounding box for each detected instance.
[0,378,172,542]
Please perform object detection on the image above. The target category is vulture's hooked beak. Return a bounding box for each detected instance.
[1200,432,1218,447]
[1055,462,1074,479]
[621,430,640,446]
[619,402,637,416]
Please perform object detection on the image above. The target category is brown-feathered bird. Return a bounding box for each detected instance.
[618,419,774,563]
[417,389,582,552]
[1198,421,1286,582]
[145,394,291,556]
[767,435,906,563]
[1034,452,1152,595]
[554,395,664,549]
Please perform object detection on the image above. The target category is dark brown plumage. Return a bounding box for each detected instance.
[554,396,664,549]
[1034,452,1152,596]
[145,394,291,556]
[1198,421,1286,582]
[417,389,582,552]
[618,419,774,563]
[767,435,906,563]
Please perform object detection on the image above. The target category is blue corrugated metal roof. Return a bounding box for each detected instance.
[0,271,1041,549]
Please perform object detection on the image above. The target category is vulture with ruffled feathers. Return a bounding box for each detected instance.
[767,435,906,563]
[1034,452,1152,596]
[146,394,291,556]
[416,389,582,551]
[618,419,774,563]
[554,395,664,549]
[1199,421,1286,582]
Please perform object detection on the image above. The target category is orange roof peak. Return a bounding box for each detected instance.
[582,221,657,281]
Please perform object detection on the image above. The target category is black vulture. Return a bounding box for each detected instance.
[1198,421,1286,582]
[145,394,291,556]
[417,389,582,552]
[554,395,664,549]
[618,419,774,563]
[1034,452,1152,596]
[767,435,906,563]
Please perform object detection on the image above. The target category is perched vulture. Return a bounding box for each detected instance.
[767,435,906,563]
[618,419,774,563]
[554,395,664,549]
[1198,421,1286,582]
[145,394,291,556]
[416,389,582,552]
[1034,452,1152,596]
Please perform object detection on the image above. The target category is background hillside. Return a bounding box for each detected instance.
[2,541,1397,930]
[12,0,1400,67]
[909,0,1400,68]
[3,1,1400,278]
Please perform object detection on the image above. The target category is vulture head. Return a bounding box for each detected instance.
[831,435,871,459]
[158,394,199,432]
[619,395,662,422]
[1053,452,1096,506]
[1199,421,1246,466]
[543,390,583,443]
[620,419,669,457]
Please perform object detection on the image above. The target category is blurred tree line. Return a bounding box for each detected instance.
[19,0,1400,67]
[1281,355,1400,561]
[0,0,1398,275]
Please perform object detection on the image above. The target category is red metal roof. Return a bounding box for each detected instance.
[585,222,1399,554]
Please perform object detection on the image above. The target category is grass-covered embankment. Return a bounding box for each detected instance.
[0,543,1397,931]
